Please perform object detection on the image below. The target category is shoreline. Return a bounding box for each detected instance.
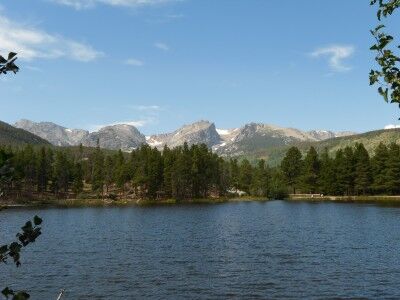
[288,195,400,203]
[0,196,270,209]
[3,195,400,210]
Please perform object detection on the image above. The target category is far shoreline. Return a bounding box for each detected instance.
[0,196,271,209]
[4,195,400,210]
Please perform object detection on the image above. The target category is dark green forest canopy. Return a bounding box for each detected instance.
[0,143,287,202]
[2,139,400,201]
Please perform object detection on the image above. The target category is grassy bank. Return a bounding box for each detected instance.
[0,196,270,209]
[288,194,400,204]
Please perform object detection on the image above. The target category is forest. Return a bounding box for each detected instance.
[0,142,287,202]
[1,141,400,203]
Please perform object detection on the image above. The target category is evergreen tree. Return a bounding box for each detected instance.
[385,142,400,194]
[301,146,320,194]
[91,141,105,194]
[72,162,84,195]
[281,146,302,194]
[238,159,253,194]
[371,142,389,193]
[104,155,114,193]
[229,158,240,190]
[52,151,71,196]
[250,159,270,197]
[318,148,336,195]
[354,143,372,195]
[36,147,50,193]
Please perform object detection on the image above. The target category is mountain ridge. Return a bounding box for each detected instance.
[14,119,357,155]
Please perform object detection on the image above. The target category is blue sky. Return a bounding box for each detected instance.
[0,0,399,134]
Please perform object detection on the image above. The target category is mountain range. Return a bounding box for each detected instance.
[14,119,356,155]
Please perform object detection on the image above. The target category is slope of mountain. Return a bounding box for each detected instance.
[213,123,355,157]
[148,121,222,149]
[0,120,50,146]
[243,128,400,166]
[82,124,146,151]
[14,119,89,146]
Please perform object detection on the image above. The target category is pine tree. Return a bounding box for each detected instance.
[171,143,193,199]
[162,146,175,198]
[318,148,336,195]
[238,159,253,194]
[36,147,50,193]
[301,146,320,194]
[335,146,356,195]
[281,146,302,194]
[53,151,71,196]
[354,143,372,195]
[250,159,270,197]
[104,155,114,193]
[72,162,84,195]
[371,142,389,193]
[91,140,104,195]
[229,159,240,190]
[385,142,400,194]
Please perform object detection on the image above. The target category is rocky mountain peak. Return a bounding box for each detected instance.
[14,119,89,146]
[81,124,146,151]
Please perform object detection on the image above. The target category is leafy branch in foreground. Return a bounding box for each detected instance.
[0,216,42,300]
[370,0,400,106]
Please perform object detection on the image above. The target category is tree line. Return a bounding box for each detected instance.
[281,142,400,196]
[0,142,287,202]
[2,141,400,201]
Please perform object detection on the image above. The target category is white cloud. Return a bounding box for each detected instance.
[154,42,170,51]
[90,119,151,131]
[131,105,161,111]
[311,45,355,72]
[125,58,144,66]
[385,124,400,130]
[0,13,103,61]
[49,0,180,10]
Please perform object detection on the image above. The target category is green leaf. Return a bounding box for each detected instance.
[33,216,42,226]
[2,287,15,298]
[0,245,8,254]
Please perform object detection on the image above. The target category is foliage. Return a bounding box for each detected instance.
[281,147,302,193]
[0,143,288,201]
[0,216,42,300]
[370,0,400,106]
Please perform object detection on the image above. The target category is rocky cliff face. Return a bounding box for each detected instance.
[148,121,222,149]
[81,124,146,151]
[14,119,89,146]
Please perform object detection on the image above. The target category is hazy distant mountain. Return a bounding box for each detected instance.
[14,119,89,146]
[212,123,356,157]
[82,124,146,151]
[13,119,356,155]
[147,121,222,149]
[306,130,355,141]
[0,120,50,146]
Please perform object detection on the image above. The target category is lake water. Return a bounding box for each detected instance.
[1,200,400,299]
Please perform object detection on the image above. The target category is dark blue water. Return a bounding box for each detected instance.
[1,200,400,299]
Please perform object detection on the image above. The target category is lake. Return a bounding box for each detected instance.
[1,200,400,299]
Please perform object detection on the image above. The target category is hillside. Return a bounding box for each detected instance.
[0,120,50,146]
[243,128,400,166]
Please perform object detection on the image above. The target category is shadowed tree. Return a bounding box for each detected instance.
[301,146,320,194]
[354,143,372,195]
